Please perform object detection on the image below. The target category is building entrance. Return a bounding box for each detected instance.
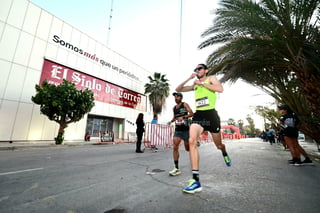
[85,115,114,139]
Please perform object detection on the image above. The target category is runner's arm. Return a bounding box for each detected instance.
[176,102,194,122]
[168,107,177,125]
[175,73,197,92]
[183,102,194,119]
[203,75,223,93]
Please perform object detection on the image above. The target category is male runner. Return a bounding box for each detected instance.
[168,92,194,176]
[175,63,231,194]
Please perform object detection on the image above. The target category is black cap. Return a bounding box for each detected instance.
[172,92,183,97]
[278,104,290,111]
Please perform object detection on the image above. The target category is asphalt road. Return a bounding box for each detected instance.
[0,139,319,213]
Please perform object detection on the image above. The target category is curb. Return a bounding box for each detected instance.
[0,140,136,151]
[0,142,96,151]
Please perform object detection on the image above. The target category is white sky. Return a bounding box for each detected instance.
[30,0,275,129]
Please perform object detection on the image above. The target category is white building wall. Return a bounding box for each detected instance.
[0,0,152,142]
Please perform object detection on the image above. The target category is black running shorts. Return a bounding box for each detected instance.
[283,127,298,138]
[192,109,221,133]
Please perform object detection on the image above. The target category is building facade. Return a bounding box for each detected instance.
[0,0,152,142]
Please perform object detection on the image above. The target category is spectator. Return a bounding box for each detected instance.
[278,104,313,166]
[135,113,145,153]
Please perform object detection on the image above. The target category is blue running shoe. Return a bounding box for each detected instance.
[182,179,202,194]
[224,155,231,167]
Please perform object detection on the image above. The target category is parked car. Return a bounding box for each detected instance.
[298,132,305,141]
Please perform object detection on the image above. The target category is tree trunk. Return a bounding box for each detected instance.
[55,123,67,144]
[296,65,320,147]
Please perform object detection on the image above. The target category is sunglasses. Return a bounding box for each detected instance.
[194,67,204,72]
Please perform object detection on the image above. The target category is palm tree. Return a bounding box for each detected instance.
[144,72,170,117]
[198,0,320,144]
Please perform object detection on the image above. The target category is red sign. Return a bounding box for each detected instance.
[40,59,146,111]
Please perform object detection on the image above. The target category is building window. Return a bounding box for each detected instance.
[85,115,113,138]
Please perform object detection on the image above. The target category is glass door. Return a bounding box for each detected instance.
[86,115,113,138]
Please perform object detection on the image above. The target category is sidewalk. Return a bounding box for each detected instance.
[223,138,320,161]
[295,140,320,161]
[260,139,320,161]
[0,139,131,151]
[1,138,319,161]
[0,141,93,150]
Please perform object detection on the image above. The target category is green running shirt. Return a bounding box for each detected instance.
[194,78,217,111]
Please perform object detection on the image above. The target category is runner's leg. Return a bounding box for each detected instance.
[182,123,203,193]
[173,137,182,167]
[183,130,190,151]
[188,123,203,171]
[211,132,225,152]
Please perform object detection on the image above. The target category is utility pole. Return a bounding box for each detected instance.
[179,0,183,65]
[106,0,114,47]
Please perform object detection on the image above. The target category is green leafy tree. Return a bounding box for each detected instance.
[237,119,245,135]
[227,118,236,125]
[144,72,170,117]
[226,118,236,133]
[246,115,256,137]
[198,0,320,144]
[255,106,281,130]
[32,80,95,144]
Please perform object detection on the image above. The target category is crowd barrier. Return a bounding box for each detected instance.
[127,132,137,142]
[94,131,137,144]
[221,132,247,139]
[199,131,211,143]
[198,131,247,142]
[144,122,174,149]
[94,131,115,144]
[93,125,246,146]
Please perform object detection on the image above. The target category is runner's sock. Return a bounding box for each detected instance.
[192,170,199,182]
[222,151,228,157]
[174,160,179,169]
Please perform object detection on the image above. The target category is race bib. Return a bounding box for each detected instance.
[175,119,187,126]
[196,97,209,108]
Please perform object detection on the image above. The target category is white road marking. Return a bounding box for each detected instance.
[0,168,43,176]
[0,196,9,202]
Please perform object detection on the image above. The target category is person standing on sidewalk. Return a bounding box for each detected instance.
[150,114,159,151]
[278,104,313,166]
[135,113,145,153]
[175,63,231,194]
[266,128,276,145]
[167,92,194,176]
[151,114,158,124]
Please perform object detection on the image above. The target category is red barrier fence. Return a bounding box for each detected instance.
[221,132,247,139]
[221,125,246,139]
[198,131,247,142]
[144,122,174,149]
[93,124,246,146]
[199,131,211,143]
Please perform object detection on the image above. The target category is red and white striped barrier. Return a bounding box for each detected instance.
[221,132,247,139]
[144,122,174,149]
[199,131,247,142]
